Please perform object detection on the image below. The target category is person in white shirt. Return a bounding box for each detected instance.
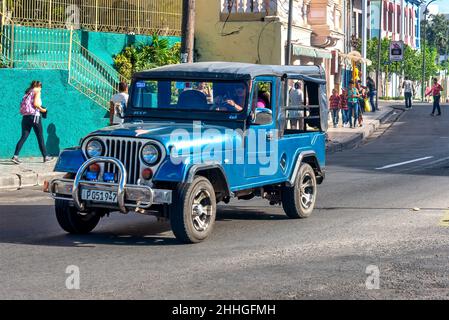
[110,82,129,125]
[288,81,304,130]
[402,77,415,109]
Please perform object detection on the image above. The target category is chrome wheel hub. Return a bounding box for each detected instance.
[191,189,212,232]
[299,174,315,209]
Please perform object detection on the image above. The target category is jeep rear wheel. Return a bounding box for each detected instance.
[55,199,101,234]
[170,176,217,244]
[281,163,317,219]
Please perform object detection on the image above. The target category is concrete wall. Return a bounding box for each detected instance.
[195,0,283,64]
[1,69,108,158]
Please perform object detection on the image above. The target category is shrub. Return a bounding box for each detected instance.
[113,35,180,79]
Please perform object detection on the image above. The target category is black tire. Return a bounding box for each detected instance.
[170,176,217,244]
[281,163,317,219]
[55,200,101,234]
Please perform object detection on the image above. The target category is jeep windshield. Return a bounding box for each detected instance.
[129,80,248,113]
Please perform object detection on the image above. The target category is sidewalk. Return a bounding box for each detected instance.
[0,103,401,190]
[327,103,401,153]
[0,158,62,190]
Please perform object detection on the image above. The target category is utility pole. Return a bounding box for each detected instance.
[422,0,436,102]
[181,0,195,63]
[361,0,368,86]
[285,0,294,65]
[376,0,383,110]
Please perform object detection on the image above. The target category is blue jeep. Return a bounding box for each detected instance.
[50,62,328,243]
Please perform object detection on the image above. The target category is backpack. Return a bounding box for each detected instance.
[19,91,35,116]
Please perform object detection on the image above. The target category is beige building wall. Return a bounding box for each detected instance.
[195,0,283,65]
[195,0,345,95]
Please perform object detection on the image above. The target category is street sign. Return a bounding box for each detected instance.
[390,41,404,62]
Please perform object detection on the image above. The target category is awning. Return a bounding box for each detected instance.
[340,51,372,66]
[292,44,332,59]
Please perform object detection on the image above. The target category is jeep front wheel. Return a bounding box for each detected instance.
[281,163,317,219]
[55,199,101,234]
[171,176,217,244]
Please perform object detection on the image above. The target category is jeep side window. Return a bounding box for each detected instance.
[252,81,272,110]
[287,80,305,131]
[303,82,321,131]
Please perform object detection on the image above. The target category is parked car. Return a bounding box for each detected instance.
[49,62,328,243]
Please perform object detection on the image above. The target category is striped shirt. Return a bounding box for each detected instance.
[329,95,341,110]
[339,93,348,110]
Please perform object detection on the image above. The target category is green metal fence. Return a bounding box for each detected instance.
[0,12,129,109]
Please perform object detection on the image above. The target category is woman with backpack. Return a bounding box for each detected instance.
[12,81,52,164]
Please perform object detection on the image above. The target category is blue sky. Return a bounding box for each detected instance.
[436,1,449,13]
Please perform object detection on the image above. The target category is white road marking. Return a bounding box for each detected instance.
[376,156,434,170]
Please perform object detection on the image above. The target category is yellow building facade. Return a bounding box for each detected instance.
[195,0,345,93]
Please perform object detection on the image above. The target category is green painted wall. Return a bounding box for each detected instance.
[81,30,180,68]
[6,26,180,69]
[1,69,108,158]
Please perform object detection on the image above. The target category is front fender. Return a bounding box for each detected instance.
[54,147,86,173]
[153,159,188,183]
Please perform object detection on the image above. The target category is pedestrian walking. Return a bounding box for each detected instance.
[356,81,366,127]
[402,76,415,109]
[426,78,443,116]
[347,81,361,129]
[110,82,129,125]
[340,88,349,127]
[329,88,341,128]
[367,77,377,112]
[12,81,52,164]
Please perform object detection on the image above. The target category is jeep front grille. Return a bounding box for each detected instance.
[103,138,143,185]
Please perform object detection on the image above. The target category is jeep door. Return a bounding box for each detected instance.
[243,77,279,182]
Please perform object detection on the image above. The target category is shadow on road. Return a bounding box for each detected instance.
[217,206,288,221]
[0,204,288,248]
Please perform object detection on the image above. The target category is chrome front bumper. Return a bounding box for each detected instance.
[49,157,172,213]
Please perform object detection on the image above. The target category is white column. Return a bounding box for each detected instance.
[362,0,368,85]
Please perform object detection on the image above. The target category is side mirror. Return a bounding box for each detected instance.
[251,108,272,126]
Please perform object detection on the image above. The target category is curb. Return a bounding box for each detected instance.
[0,171,63,190]
[326,107,397,153]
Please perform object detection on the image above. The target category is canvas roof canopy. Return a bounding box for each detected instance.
[134,62,325,82]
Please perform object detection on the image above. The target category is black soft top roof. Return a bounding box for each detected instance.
[134,62,325,82]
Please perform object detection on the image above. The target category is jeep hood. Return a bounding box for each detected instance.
[88,121,244,152]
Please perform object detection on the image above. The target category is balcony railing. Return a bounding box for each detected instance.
[1,0,182,36]
[221,0,278,21]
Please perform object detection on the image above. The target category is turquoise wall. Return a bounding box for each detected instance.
[0,28,181,158]
[5,26,180,69]
[1,69,108,158]
[81,30,180,68]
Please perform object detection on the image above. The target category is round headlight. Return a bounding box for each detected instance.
[86,140,104,158]
[141,144,160,165]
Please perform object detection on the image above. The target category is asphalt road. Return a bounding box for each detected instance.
[1,104,448,300]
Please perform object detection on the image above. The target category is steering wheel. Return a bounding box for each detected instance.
[212,101,235,112]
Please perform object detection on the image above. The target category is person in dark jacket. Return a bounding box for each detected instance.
[367,77,377,112]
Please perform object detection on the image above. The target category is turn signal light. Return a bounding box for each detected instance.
[89,163,101,173]
[142,168,153,180]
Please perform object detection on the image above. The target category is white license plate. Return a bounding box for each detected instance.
[81,189,118,203]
